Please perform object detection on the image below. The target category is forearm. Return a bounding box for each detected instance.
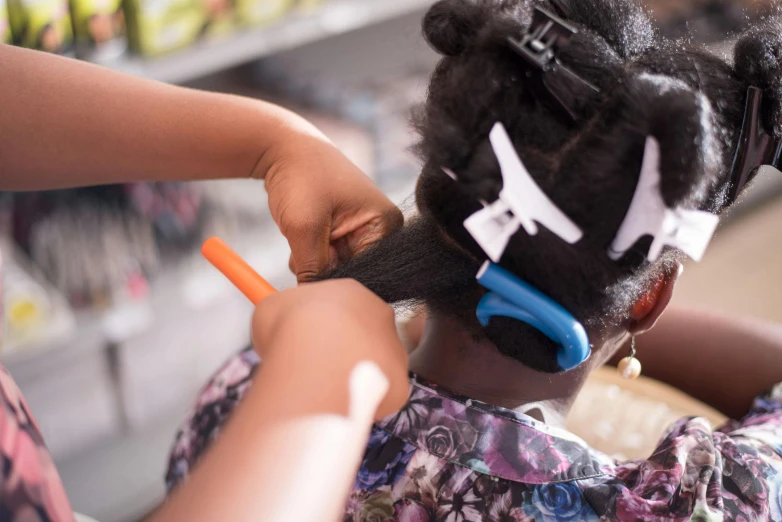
[633,306,782,419]
[149,334,389,522]
[0,45,321,190]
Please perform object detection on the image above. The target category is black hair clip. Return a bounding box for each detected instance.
[727,86,782,204]
[507,7,599,123]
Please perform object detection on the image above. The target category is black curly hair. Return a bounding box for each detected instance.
[323,0,782,372]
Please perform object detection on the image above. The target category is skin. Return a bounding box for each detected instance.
[409,314,628,425]
[407,263,680,423]
[148,280,409,522]
[0,44,402,282]
[408,264,782,422]
[622,306,782,419]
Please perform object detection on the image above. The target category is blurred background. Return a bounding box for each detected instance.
[0,0,781,520]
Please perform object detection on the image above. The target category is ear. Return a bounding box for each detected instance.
[628,263,682,335]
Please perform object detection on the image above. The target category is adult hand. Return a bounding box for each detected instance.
[251,279,410,421]
[0,46,401,274]
[154,279,409,522]
[262,129,403,283]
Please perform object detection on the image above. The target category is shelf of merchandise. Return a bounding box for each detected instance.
[1,223,288,360]
[102,0,432,84]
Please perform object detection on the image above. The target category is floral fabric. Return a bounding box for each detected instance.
[167,347,782,521]
[0,366,75,522]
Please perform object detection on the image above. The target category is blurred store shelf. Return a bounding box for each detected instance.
[0,219,292,455]
[102,0,431,84]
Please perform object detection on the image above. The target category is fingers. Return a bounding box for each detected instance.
[287,220,331,283]
[345,208,404,257]
[288,208,403,281]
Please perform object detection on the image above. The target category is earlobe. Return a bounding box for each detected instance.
[629,263,682,334]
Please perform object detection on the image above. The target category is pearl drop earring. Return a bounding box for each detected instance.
[618,336,642,380]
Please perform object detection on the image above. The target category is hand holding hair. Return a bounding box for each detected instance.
[0,44,403,284]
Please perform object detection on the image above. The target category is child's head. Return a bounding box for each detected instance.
[324,0,782,372]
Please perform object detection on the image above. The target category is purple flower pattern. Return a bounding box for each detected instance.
[167,348,782,521]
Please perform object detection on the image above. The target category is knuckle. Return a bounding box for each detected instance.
[296,266,320,283]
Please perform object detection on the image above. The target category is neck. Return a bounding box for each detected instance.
[408,314,595,427]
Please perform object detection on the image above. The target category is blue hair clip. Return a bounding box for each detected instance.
[447,122,589,371]
[476,262,590,371]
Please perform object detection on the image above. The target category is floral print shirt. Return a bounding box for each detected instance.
[167,347,782,521]
[0,366,75,522]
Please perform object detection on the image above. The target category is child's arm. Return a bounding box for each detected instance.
[0,45,402,281]
[632,306,782,419]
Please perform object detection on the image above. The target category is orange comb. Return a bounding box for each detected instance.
[202,237,277,305]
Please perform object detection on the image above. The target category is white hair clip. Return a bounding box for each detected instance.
[609,136,719,263]
[458,122,583,262]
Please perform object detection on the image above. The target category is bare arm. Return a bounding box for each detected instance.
[147,280,409,522]
[0,45,404,281]
[0,44,319,189]
[633,306,782,419]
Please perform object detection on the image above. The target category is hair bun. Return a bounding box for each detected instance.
[735,18,782,133]
[735,19,782,88]
[422,0,486,57]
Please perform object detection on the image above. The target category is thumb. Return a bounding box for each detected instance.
[346,208,404,256]
[286,220,331,283]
